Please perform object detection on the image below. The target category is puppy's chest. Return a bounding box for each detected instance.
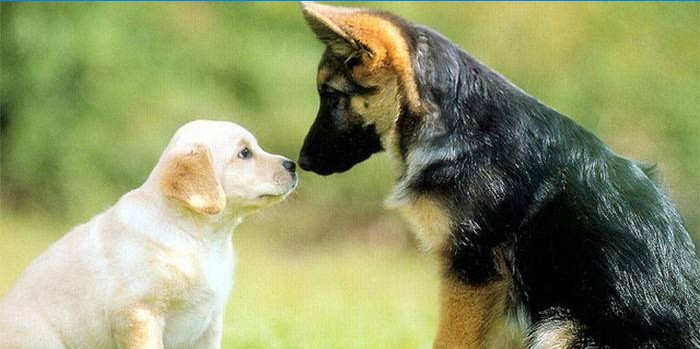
[390,195,452,252]
[156,244,234,309]
[155,246,234,346]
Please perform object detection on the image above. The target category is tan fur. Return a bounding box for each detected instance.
[393,195,451,252]
[303,2,423,116]
[434,276,514,349]
[316,67,331,86]
[392,196,524,348]
[160,144,226,215]
[351,80,402,135]
[390,193,524,349]
[113,305,163,349]
[316,56,402,137]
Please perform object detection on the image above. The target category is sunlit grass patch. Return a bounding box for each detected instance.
[224,235,439,348]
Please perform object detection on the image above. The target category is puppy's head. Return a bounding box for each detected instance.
[157,120,297,216]
[298,3,422,175]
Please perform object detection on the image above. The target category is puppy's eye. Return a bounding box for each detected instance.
[238,147,252,160]
[344,55,362,70]
[320,84,342,97]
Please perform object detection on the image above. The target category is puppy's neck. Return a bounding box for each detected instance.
[116,185,243,244]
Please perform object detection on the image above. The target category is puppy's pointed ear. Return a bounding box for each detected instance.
[300,3,418,94]
[160,144,226,215]
[301,2,368,58]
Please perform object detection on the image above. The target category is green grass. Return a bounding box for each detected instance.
[0,215,439,348]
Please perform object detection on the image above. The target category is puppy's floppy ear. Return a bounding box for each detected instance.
[301,2,370,59]
[160,144,226,215]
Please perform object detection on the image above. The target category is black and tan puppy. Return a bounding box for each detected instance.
[298,3,700,349]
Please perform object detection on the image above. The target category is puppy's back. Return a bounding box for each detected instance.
[0,215,114,348]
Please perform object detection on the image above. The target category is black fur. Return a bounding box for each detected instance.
[400,23,700,348]
[298,51,383,175]
[300,9,700,348]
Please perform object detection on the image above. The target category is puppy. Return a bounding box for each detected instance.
[297,3,700,348]
[0,120,297,348]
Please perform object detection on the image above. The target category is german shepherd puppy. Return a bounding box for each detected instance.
[298,3,700,349]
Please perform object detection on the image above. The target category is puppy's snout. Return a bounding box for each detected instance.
[298,154,311,171]
[282,160,296,173]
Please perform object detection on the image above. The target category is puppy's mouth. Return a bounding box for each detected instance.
[258,193,286,200]
[258,179,298,200]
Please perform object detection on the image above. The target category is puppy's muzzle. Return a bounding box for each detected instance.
[282,159,298,191]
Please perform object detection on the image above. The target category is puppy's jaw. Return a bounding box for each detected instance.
[229,180,297,212]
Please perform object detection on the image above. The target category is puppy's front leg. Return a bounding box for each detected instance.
[192,312,224,349]
[433,276,510,349]
[113,305,164,349]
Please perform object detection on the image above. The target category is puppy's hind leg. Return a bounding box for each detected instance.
[112,304,164,349]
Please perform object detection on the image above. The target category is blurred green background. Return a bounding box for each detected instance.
[1,3,698,348]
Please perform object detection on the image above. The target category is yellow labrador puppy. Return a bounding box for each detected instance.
[0,120,297,349]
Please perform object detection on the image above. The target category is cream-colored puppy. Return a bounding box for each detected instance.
[0,120,297,349]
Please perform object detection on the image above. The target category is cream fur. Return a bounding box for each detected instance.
[0,120,296,349]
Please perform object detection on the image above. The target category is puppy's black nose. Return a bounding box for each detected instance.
[283,160,296,173]
[298,155,311,171]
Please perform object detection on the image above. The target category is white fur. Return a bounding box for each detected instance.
[0,120,296,349]
[528,318,579,349]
